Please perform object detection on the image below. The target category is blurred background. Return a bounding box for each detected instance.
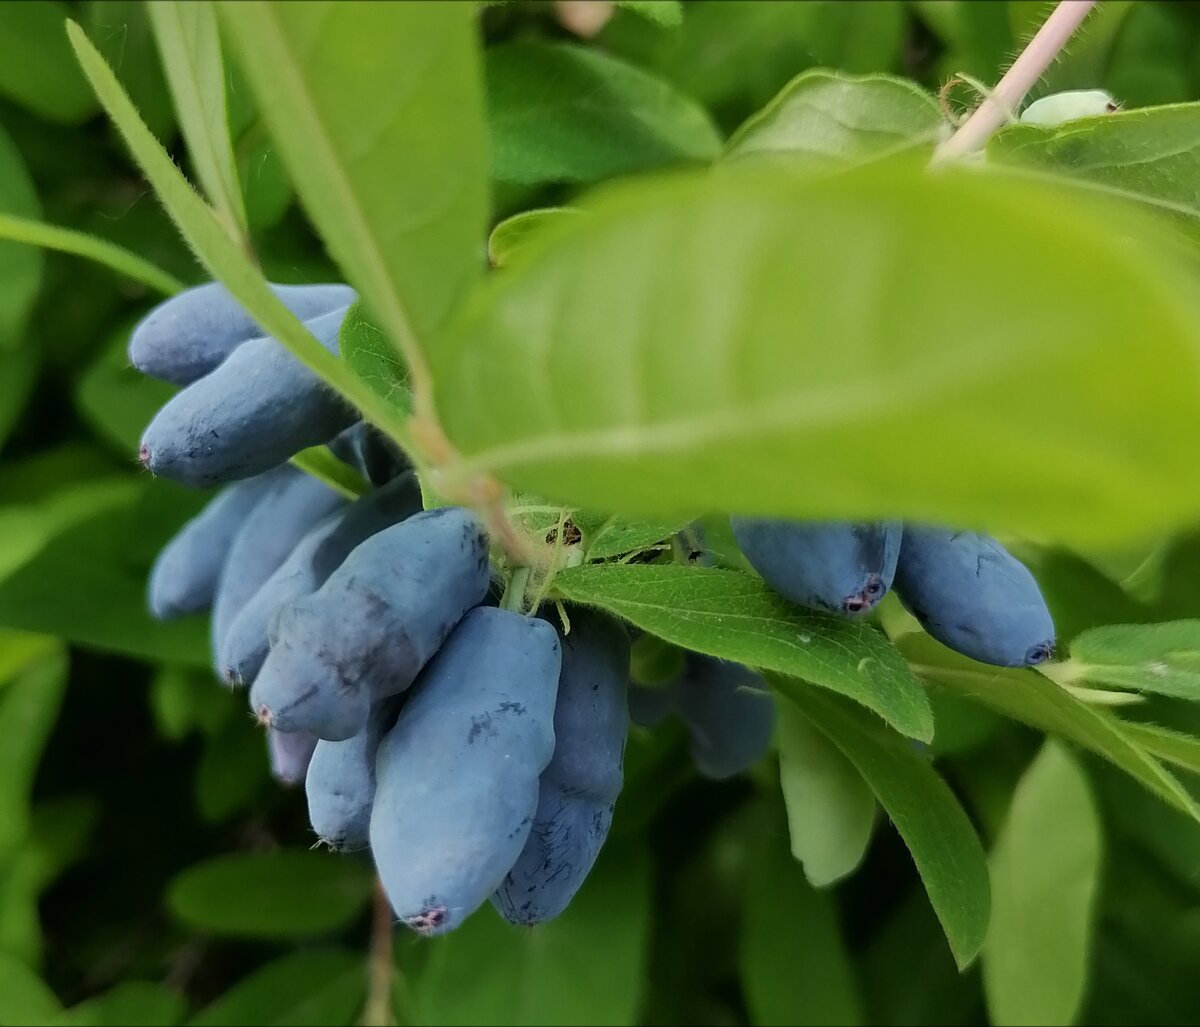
[1,2,1199,1024]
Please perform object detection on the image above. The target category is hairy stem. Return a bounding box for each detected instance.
[360,878,397,1027]
[932,0,1097,163]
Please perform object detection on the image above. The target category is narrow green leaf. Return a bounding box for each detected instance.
[411,845,650,1026]
[488,208,578,270]
[0,2,96,123]
[486,42,721,186]
[777,682,991,970]
[0,631,59,689]
[167,851,373,939]
[0,212,183,296]
[580,514,688,561]
[65,18,413,449]
[990,104,1200,223]
[1065,620,1200,701]
[289,446,369,501]
[188,948,364,1026]
[0,125,43,349]
[338,301,410,417]
[439,160,1200,547]
[0,951,60,1025]
[983,741,1102,1027]
[0,652,68,859]
[900,632,1200,822]
[724,68,946,167]
[217,1,489,375]
[148,1,247,237]
[777,701,876,887]
[554,564,933,741]
[741,797,865,1026]
[84,0,176,140]
[1120,720,1200,775]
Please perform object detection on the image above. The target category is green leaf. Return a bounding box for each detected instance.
[338,301,410,417]
[0,125,43,349]
[724,68,946,167]
[1120,720,1200,776]
[0,213,183,297]
[167,851,373,938]
[410,844,650,1026]
[0,630,59,688]
[488,208,578,270]
[0,348,37,449]
[486,42,721,186]
[900,632,1200,822]
[65,18,412,450]
[437,159,1200,548]
[0,484,211,667]
[777,701,876,887]
[554,564,933,741]
[188,948,364,1026]
[52,982,185,1026]
[982,741,1102,1027]
[148,1,247,237]
[1063,621,1200,701]
[989,104,1200,225]
[740,797,864,1026]
[617,1,683,29]
[83,0,176,140]
[217,1,488,375]
[0,951,60,1025]
[194,718,268,823]
[289,445,369,501]
[777,683,991,970]
[0,652,68,859]
[0,2,96,123]
[580,514,688,561]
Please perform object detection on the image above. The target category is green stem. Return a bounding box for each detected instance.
[0,212,185,295]
[359,877,397,1027]
[501,567,531,613]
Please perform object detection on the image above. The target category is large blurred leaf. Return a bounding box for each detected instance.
[438,160,1200,548]
[188,948,364,1026]
[0,348,37,449]
[555,564,933,740]
[217,1,488,367]
[411,844,650,1026]
[0,124,42,349]
[0,951,60,1025]
[0,2,96,123]
[990,104,1200,225]
[777,683,991,970]
[167,851,373,939]
[776,701,876,887]
[1064,620,1200,701]
[148,1,247,237]
[486,42,721,186]
[75,323,177,453]
[0,483,210,667]
[900,633,1200,822]
[52,982,185,1026]
[740,798,864,1025]
[983,742,1102,1027]
[724,68,945,167]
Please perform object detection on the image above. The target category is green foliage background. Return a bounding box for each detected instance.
[1,1,1200,1024]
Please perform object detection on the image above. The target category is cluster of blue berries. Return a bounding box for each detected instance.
[732,519,1056,667]
[131,280,1052,935]
[134,282,642,934]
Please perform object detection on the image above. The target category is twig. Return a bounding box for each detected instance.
[931,0,1097,164]
[360,878,397,1027]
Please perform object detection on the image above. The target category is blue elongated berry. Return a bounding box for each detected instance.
[892,525,1056,667]
[673,656,775,780]
[370,607,561,936]
[250,506,492,740]
[305,699,400,852]
[730,519,901,615]
[210,469,347,675]
[267,727,317,787]
[139,306,356,486]
[219,472,423,686]
[493,607,629,925]
[147,469,286,619]
[129,281,356,385]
